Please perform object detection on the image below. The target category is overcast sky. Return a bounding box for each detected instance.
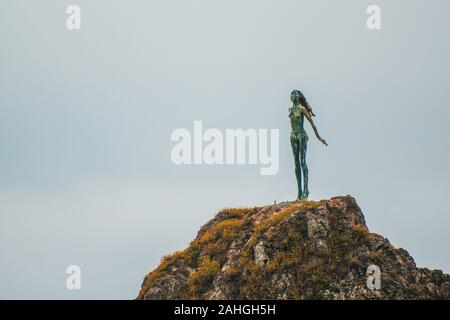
[1,0,449,299]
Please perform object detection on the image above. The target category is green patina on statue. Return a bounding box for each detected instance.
[289,90,327,200]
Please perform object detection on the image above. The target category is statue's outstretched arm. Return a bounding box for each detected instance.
[301,107,327,146]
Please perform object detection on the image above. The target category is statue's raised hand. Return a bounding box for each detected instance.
[319,137,328,146]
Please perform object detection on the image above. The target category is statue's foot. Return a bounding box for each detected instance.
[300,190,309,200]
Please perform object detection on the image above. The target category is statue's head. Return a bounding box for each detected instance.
[291,90,304,104]
[291,90,315,116]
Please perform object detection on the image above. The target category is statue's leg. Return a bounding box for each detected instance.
[290,135,302,200]
[300,136,309,200]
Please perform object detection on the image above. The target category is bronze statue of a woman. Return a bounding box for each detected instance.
[289,90,327,200]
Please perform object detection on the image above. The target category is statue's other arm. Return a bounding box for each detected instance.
[301,106,327,146]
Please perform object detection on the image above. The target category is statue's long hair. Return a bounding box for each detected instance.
[300,96,315,117]
[292,90,316,117]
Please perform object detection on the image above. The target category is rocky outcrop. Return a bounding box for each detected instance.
[137,195,450,300]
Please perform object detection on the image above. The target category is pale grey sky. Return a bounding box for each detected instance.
[1,0,449,299]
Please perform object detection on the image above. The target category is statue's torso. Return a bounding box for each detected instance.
[289,105,308,142]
